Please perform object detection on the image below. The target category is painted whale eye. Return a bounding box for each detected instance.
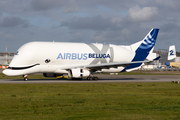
[45,59,51,63]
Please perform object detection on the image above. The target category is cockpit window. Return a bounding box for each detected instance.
[15,51,19,55]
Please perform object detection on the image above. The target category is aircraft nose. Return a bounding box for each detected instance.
[3,69,12,76]
[3,68,24,76]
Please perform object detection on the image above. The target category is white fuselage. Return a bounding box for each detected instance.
[3,28,160,78]
[3,42,135,76]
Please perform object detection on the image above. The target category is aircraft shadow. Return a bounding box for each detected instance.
[9,77,147,81]
[10,78,68,81]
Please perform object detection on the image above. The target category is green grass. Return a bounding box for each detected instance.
[0,83,180,119]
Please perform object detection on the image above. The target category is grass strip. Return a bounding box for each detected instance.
[0,82,180,119]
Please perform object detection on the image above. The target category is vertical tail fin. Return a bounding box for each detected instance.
[168,45,176,60]
[130,28,159,61]
[122,28,159,72]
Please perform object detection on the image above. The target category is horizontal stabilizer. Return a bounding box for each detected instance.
[153,56,161,61]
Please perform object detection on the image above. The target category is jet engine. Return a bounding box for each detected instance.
[68,68,90,79]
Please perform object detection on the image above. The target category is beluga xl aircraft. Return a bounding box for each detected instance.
[3,28,160,81]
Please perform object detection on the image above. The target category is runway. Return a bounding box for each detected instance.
[0,75,179,84]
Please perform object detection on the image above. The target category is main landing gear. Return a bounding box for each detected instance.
[87,76,98,81]
[23,75,28,81]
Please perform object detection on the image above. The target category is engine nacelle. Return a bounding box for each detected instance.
[43,73,63,77]
[68,68,90,78]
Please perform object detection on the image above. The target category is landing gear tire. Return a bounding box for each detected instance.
[87,76,98,81]
[94,77,98,81]
[23,75,28,81]
[24,78,28,81]
[89,77,93,81]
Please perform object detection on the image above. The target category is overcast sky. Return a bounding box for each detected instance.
[0,0,180,52]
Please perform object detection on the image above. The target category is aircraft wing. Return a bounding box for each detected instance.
[64,60,150,72]
[84,60,150,71]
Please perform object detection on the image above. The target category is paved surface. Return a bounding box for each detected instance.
[0,75,179,84]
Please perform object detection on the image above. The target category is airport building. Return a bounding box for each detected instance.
[143,49,180,69]
[154,49,180,64]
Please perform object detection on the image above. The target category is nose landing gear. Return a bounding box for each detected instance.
[23,75,28,81]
